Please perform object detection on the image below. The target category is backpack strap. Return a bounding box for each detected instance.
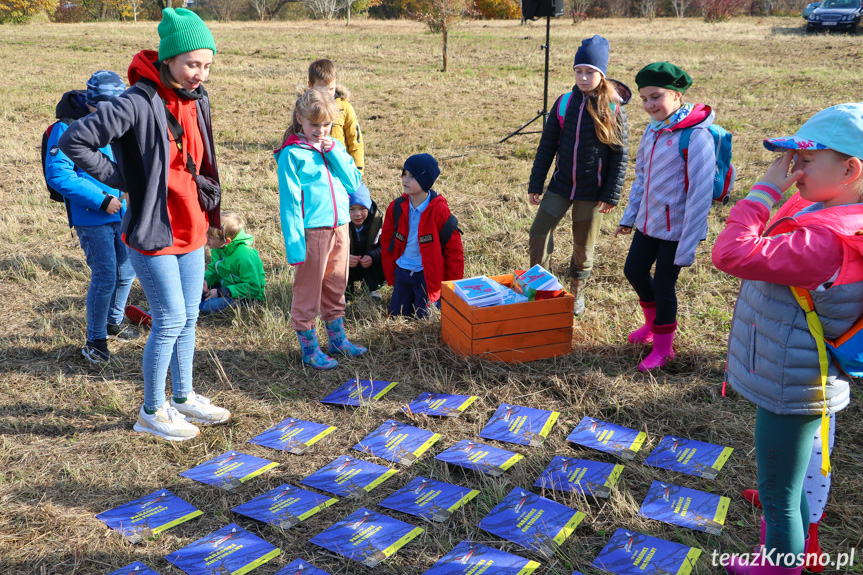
[678,128,693,194]
[789,285,832,477]
[136,78,199,179]
[557,92,572,131]
[387,196,407,254]
[439,214,460,256]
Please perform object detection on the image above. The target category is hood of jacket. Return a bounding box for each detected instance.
[669,103,714,131]
[608,79,632,105]
[274,133,338,156]
[335,84,351,101]
[128,50,203,102]
[222,229,254,255]
[56,90,90,121]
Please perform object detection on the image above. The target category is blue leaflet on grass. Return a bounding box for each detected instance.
[402,392,478,418]
[165,523,280,575]
[300,454,397,498]
[274,559,332,575]
[638,480,731,535]
[309,507,423,567]
[320,379,398,406]
[643,436,734,480]
[534,456,625,499]
[352,420,441,466]
[179,451,278,491]
[97,489,202,543]
[423,540,541,574]
[248,417,336,455]
[566,416,647,460]
[592,528,701,575]
[378,476,479,522]
[435,439,523,477]
[107,562,161,575]
[479,404,560,447]
[231,484,337,530]
[478,487,585,559]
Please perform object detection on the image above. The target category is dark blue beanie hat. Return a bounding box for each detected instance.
[85,70,126,107]
[403,153,440,192]
[573,35,610,77]
[349,182,372,210]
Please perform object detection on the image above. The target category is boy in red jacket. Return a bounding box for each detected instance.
[381,154,464,318]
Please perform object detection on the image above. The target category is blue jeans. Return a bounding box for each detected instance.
[128,247,204,411]
[389,266,439,318]
[200,294,251,315]
[75,223,135,342]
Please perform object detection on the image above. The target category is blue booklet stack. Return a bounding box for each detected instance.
[352,419,441,466]
[247,417,336,455]
[310,507,423,567]
[179,451,278,491]
[300,454,398,498]
[592,528,702,575]
[638,480,731,535]
[452,276,505,307]
[378,476,479,522]
[97,489,202,543]
[534,456,624,499]
[165,523,280,575]
[435,439,524,477]
[566,416,646,460]
[643,435,733,480]
[423,541,541,574]
[231,484,337,530]
[402,392,478,418]
[479,403,559,447]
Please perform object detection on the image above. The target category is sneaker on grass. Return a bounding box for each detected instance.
[82,339,110,365]
[107,321,141,341]
[133,403,200,441]
[171,392,231,425]
[370,290,383,303]
[124,305,152,328]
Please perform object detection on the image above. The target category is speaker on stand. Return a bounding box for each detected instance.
[500,0,565,143]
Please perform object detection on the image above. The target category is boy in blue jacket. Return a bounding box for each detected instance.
[45,71,138,364]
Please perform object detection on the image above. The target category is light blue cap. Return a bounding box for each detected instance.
[764,103,863,159]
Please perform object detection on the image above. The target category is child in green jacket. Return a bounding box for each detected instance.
[201,211,266,315]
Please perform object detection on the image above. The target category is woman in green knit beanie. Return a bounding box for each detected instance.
[58,8,231,442]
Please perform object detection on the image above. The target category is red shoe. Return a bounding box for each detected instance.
[125,305,152,328]
[804,513,825,573]
[743,489,763,508]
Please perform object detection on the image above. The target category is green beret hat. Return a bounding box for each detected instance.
[158,8,216,62]
[635,62,693,94]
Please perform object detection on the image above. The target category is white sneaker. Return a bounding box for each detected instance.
[133,403,200,441]
[171,392,231,425]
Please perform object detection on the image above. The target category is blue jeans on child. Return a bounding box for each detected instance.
[200,294,252,315]
[75,222,135,342]
[389,266,440,318]
[128,246,204,412]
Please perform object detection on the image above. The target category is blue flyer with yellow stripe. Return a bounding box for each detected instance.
[435,439,524,477]
[643,436,734,480]
[479,404,559,447]
[352,420,441,466]
[402,392,478,418]
[274,558,331,575]
[309,507,424,567]
[638,480,731,535]
[534,456,624,499]
[423,540,541,574]
[180,451,278,491]
[97,489,202,543]
[592,528,701,575]
[378,476,479,522]
[478,487,585,558]
[248,418,336,455]
[321,379,398,406]
[107,562,160,575]
[231,484,338,530]
[165,523,281,575]
[566,416,646,460]
[300,454,398,498]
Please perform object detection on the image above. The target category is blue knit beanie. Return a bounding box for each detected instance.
[403,153,440,192]
[573,35,610,77]
[85,70,126,107]
[349,182,372,210]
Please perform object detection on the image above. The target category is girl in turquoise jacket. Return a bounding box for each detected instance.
[274,88,365,369]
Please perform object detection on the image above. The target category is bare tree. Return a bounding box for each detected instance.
[669,0,688,16]
[247,0,299,19]
[206,0,244,19]
[570,0,591,21]
[304,0,343,17]
[640,0,658,18]
[411,0,476,72]
[126,0,143,21]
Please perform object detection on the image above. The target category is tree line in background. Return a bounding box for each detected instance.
[2,0,808,24]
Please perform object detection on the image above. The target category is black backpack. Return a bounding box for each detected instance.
[41,117,73,203]
[387,195,460,256]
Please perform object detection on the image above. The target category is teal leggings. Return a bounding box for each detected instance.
[755,408,821,566]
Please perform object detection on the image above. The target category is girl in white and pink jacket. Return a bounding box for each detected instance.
[615,62,716,372]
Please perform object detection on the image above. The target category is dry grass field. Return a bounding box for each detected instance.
[2,16,863,575]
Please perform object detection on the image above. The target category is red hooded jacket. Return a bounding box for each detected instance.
[381,191,464,303]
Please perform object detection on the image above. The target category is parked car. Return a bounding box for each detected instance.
[807,0,863,31]
[802,1,821,18]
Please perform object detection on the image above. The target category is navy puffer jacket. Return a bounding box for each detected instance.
[528,80,630,205]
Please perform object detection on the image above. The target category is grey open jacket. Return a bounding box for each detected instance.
[58,52,220,253]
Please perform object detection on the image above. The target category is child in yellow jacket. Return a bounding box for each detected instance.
[309,58,364,172]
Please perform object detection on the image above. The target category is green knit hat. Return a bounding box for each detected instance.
[635,62,693,94]
[158,8,216,62]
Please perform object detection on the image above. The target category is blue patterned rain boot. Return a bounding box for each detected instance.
[326,317,368,357]
[296,328,338,370]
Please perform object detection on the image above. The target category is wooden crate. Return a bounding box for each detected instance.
[441,274,574,363]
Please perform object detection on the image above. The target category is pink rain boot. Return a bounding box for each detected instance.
[628,300,657,343]
[637,321,676,372]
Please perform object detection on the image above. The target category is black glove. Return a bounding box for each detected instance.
[195,175,221,212]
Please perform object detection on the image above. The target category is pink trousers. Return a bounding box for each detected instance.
[291,225,349,331]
